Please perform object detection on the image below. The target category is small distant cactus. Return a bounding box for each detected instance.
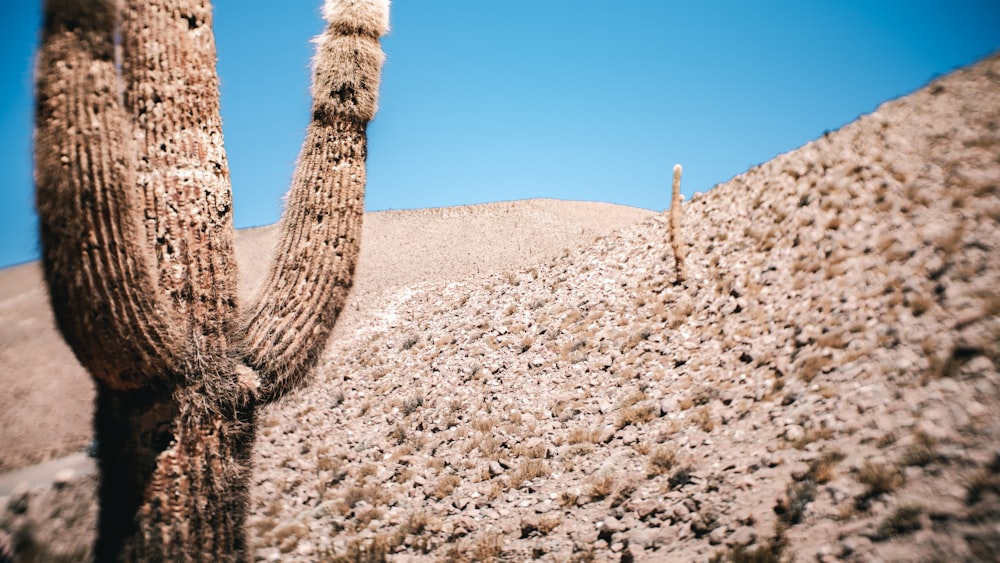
[33,0,389,560]
[670,164,688,283]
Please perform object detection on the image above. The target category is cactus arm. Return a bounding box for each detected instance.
[119,0,240,357]
[35,0,181,389]
[241,0,389,401]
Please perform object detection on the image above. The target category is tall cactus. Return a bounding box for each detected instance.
[33,0,389,559]
[669,164,687,284]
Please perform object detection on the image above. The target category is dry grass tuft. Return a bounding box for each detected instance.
[899,432,937,467]
[468,532,503,562]
[342,483,386,510]
[775,479,816,528]
[433,474,462,500]
[559,489,579,507]
[567,427,597,445]
[322,535,392,563]
[647,445,678,476]
[402,394,424,416]
[616,402,659,429]
[508,459,549,489]
[691,405,716,432]
[874,503,923,540]
[587,472,616,500]
[792,426,835,450]
[512,441,548,459]
[966,455,1000,505]
[710,537,787,563]
[668,466,694,490]
[273,521,309,554]
[808,450,845,484]
[855,461,904,510]
[858,461,904,496]
[794,353,832,382]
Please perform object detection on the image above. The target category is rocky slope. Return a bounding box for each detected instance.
[0,200,651,472]
[3,53,1000,562]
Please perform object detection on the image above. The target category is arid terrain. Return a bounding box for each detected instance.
[2,53,999,562]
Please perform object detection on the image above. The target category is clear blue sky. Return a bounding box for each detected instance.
[2,1,999,269]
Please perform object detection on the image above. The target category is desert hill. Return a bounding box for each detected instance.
[0,199,652,472]
[2,53,999,562]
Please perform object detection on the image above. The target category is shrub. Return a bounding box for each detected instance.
[647,445,678,476]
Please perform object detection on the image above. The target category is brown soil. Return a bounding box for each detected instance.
[2,53,999,562]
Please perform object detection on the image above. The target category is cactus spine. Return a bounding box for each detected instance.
[33,0,389,560]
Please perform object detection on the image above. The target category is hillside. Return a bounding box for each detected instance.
[0,200,651,472]
[3,53,1000,562]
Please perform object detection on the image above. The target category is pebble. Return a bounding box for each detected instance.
[728,526,756,548]
[708,526,728,545]
[7,484,30,515]
[598,425,617,444]
[52,469,76,489]
[784,424,806,443]
[632,500,662,521]
[534,500,554,514]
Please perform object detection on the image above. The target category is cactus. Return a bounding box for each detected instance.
[33,0,388,560]
[670,164,687,283]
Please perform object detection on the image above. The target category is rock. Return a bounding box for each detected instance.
[295,540,315,556]
[838,536,873,558]
[598,518,625,543]
[671,502,691,522]
[575,526,599,544]
[598,425,617,444]
[0,529,12,563]
[7,484,30,515]
[784,424,806,443]
[789,461,811,481]
[691,508,719,538]
[815,544,839,563]
[520,517,541,539]
[728,526,756,548]
[534,500,555,514]
[709,526,728,545]
[632,499,663,521]
[621,541,642,563]
[618,426,638,446]
[659,397,679,416]
[52,468,76,489]
[961,355,994,379]
[524,437,549,458]
[628,527,675,550]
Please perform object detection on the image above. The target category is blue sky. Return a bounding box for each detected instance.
[2,1,999,269]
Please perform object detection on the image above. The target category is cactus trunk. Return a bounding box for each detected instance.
[669,164,687,283]
[33,0,389,560]
[93,386,256,561]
